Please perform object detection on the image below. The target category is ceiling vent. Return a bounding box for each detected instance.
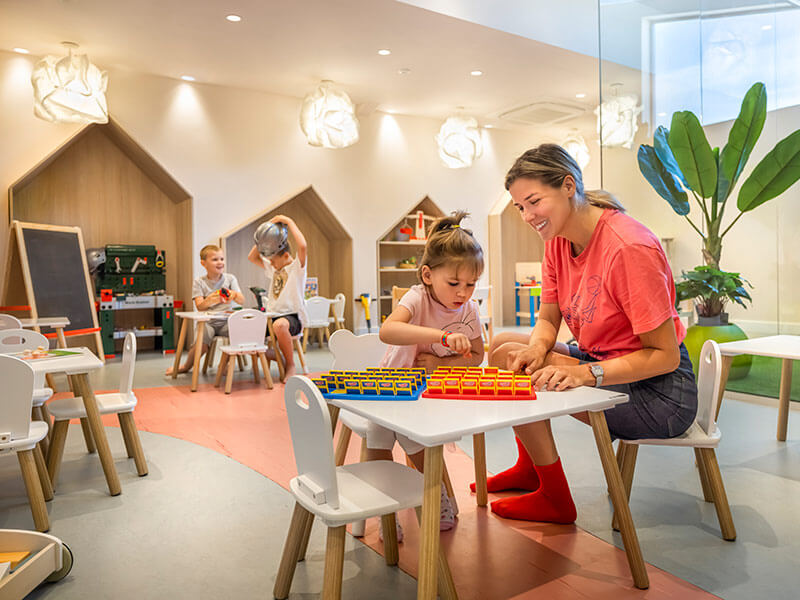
[498,101,586,126]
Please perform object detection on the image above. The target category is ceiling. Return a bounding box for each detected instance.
[0,0,616,129]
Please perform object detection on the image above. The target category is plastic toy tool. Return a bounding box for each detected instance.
[312,368,427,401]
[422,366,537,401]
[359,293,372,331]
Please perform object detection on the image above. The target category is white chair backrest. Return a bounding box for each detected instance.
[284,376,339,508]
[0,314,22,330]
[227,309,267,348]
[328,329,388,370]
[473,286,491,318]
[0,354,35,440]
[119,332,137,396]
[696,339,722,436]
[306,296,332,324]
[332,293,345,321]
[0,328,50,354]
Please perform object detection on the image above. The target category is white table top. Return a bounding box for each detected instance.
[176,310,283,321]
[328,386,628,446]
[19,317,70,328]
[20,347,103,376]
[718,334,800,360]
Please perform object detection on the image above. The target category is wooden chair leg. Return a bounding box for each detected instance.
[273,502,314,599]
[294,339,307,374]
[258,353,274,390]
[380,513,399,566]
[39,403,53,443]
[317,328,324,348]
[698,448,736,541]
[80,417,96,454]
[350,437,368,537]
[297,511,315,561]
[119,412,148,476]
[334,424,353,467]
[33,444,54,502]
[46,419,70,490]
[472,432,488,507]
[225,354,236,394]
[613,442,638,531]
[251,353,260,384]
[442,460,459,516]
[202,337,216,375]
[32,406,50,457]
[302,329,310,353]
[322,525,346,600]
[18,449,49,532]
[323,326,330,342]
[237,354,245,371]
[215,354,229,387]
[694,447,714,502]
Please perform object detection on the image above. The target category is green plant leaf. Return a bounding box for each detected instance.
[738,129,800,211]
[637,145,689,215]
[669,111,718,198]
[653,126,689,189]
[718,82,767,201]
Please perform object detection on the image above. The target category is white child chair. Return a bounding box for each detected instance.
[0,313,23,330]
[0,354,54,532]
[274,376,455,600]
[613,339,736,540]
[46,332,148,488]
[329,292,346,331]
[215,309,275,394]
[302,296,332,352]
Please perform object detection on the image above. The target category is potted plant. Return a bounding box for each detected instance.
[638,82,800,376]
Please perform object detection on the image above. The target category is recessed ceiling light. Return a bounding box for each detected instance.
[378,49,391,56]
[397,68,411,75]
[470,70,483,76]
[575,93,586,99]
[761,24,773,30]
[181,75,196,82]
[12,47,30,54]
[226,14,242,22]
[657,112,667,117]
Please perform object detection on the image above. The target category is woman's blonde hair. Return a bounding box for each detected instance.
[418,211,484,283]
[505,143,624,212]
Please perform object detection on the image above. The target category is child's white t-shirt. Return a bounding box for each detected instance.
[379,284,481,368]
[260,256,308,326]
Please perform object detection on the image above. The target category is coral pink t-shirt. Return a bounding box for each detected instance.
[380,284,481,368]
[541,210,685,360]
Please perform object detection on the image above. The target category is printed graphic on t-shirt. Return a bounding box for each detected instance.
[271,268,287,299]
[427,313,479,357]
[564,274,602,332]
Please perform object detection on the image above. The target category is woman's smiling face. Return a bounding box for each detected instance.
[509,176,575,242]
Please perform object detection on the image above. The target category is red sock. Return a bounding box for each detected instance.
[470,437,540,493]
[489,458,577,523]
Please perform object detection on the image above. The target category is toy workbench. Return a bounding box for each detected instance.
[312,368,427,401]
[422,366,537,401]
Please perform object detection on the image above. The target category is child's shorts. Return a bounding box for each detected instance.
[567,343,698,441]
[273,313,302,337]
[203,320,229,346]
[366,421,424,456]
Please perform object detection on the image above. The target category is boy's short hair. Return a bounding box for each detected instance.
[200,244,222,261]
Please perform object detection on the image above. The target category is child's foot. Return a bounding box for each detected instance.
[470,436,540,493]
[489,458,576,523]
[378,518,404,543]
[165,364,191,376]
[440,484,456,531]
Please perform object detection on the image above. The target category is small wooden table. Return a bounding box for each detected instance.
[718,334,800,441]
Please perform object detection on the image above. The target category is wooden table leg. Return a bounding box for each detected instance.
[55,327,68,349]
[171,317,189,380]
[715,355,733,421]
[70,373,121,496]
[778,359,793,442]
[267,316,285,381]
[588,410,648,589]
[418,444,444,600]
[191,321,205,391]
[472,433,488,507]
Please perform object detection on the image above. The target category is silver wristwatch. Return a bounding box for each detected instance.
[590,363,604,387]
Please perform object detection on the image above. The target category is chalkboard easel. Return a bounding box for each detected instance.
[2,221,104,360]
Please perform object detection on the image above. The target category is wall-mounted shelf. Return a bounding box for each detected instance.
[379,240,427,246]
[379,267,419,273]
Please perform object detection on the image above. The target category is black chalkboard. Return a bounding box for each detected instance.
[21,226,96,333]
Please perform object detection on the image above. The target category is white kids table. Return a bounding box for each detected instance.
[19,317,71,349]
[326,386,649,597]
[717,335,800,441]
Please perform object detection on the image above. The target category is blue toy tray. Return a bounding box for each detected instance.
[321,384,425,402]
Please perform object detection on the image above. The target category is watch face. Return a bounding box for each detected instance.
[591,364,603,376]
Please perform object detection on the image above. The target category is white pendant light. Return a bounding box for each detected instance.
[31,42,108,124]
[299,81,359,149]
[435,116,483,169]
[561,132,590,171]
[594,84,641,149]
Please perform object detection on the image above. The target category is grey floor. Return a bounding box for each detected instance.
[2,333,799,599]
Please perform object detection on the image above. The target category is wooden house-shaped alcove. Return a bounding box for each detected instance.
[376,196,445,323]
[8,117,193,350]
[488,191,544,326]
[220,186,353,328]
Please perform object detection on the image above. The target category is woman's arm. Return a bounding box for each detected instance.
[507,301,562,373]
[530,317,681,391]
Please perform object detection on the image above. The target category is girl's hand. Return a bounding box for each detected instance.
[530,364,587,391]
[444,332,471,356]
[507,345,547,374]
[414,352,439,373]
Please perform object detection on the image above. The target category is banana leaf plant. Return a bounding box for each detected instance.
[638,82,800,270]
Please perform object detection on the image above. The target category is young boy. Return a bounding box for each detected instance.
[165,244,245,375]
[247,215,307,381]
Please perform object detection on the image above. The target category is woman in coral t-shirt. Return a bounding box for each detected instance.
[479,144,698,523]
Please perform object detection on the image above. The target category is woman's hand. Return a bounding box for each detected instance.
[507,344,547,374]
[444,332,471,356]
[414,352,439,373]
[530,364,590,391]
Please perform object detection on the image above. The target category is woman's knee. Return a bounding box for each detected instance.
[489,341,527,368]
[489,331,529,354]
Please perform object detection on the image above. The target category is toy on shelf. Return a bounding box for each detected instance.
[396,256,417,269]
[311,368,427,401]
[422,366,537,401]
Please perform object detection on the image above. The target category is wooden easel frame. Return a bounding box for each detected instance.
[3,220,104,361]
